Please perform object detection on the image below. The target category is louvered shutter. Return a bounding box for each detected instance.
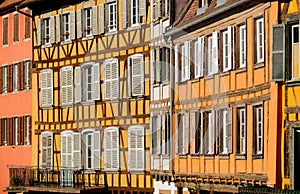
[228,26,232,70]
[184,112,190,154]
[227,107,232,153]
[93,63,100,100]
[157,0,161,18]
[41,133,47,167]
[41,132,53,168]
[19,62,23,91]
[122,0,127,29]
[36,19,41,46]
[131,55,144,96]
[104,62,111,99]
[56,15,61,42]
[104,130,111,170]
[50,16,55,44]
[139,0,146,16]
[73,132,81,169]
[185,41,190,80]
[128,128,136,171]
[157,115,161,155]
[48,70,54,107]
[200,36,204,77]
[76,10,82,38]
[175,45,179,83]
[100,4,105,34]
[112,129,119,170]
[40,71,47,107]
[8,65,12,92]
[92,6,98,35]
[70,11,76,40]
[216,110,221,154]
[136,128,144,170]
[128,59,132,96]
[212,31,218,74]
[66,67,73,104]
[75,67,81,103]
[60,68,67,106]
[150,52,155,83]
[93,131,101,169]
[272,24,285,81]
[174,114,179,154]
[111,60,119,99]
[155,49,161,83]
[61,134,67,168]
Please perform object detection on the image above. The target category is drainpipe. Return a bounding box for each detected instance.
[168,36,173,176]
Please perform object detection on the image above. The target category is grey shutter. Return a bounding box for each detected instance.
[66,67,73,105]
[73,132,81,169]
[36,19,41,46]
[92,6,98,35]
[212,31,218,74]
[93,131,101,169]
[75,67,81,103]
[184,112,190,154]
[76,9,82,38]
[139,0,146,16]
[55,15,61,43]
[190,112,196,154]
[70,11,76,40]
[100,4,105,34]
[61,134,67,168]
[131,55,144,96]
[157,115,161,155]
[227,107,232,153]
[272,24,285,81]
[122,0,127,29]
[50,16,55,44]
[155,49,161,83]
[175,45,179,83]
[93,63,100,100]
[128,58,132,96]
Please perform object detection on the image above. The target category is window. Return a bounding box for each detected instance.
[151,113,170,155]
[24,10,31,39]
[222,27,232,71]
[208,32,218,75]
[40,69,53,108]
[43,18,50,44]
[13,13,19,42]
[253,105,263,155]
[239,25,246,68]
[2,65,8,93]
[25,116,31,145]
[219,109,232,154]
[60,66,73,106]
[122,0,145,28]
[75,63,100,103]
[104,127,119,171]
[108,2,117,32]
[104,58,119,100]
[24,60,30,90]
[177,113,189,154]
[152,0,169,21]
[128,126,145,171]
[237,107,246,154]
[62,13,70,41]
[162,113,170,155]
[77,6,98,38]
[81,129,101,170]
[153,47,170,83]
[37,16,55,46]
[40,131,53,168]
[292,25,299,79]
[128,54,144,97]
[14,117,18,145]
[61,131,82,169]
[195,37,204,78]
[151,115,160,155]
[131,0,140,26]
[181,41,190,81]
[255,18,264,63]
[191,111,201,154]
[13,63,18,92]
[203,111,213,154]
[199,0,206,7]
[84,8,92,36]
[1,118,8,146]
[2,17,8,46]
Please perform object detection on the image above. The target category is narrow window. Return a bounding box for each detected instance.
[151,116,158,154]
[203,111,213,154]
[63,13,70,41]
[131,0,140,25]
[84,65,93,101]
[108,2,117,32]
[104,59,119,99]
[221,109,228,153]
[2,17,8,46]
[239,25,246,68]
[13,63,18,92]
[24,60,30,90]
[162,113,170,155]
[2,66,8,93]
[40,69,53,108]
[222,30,230,71]
[237,107,246,154]
[104,127,119,171]
[292,25,299,79]
[194,112,201,154]
[24,10,31,39]
[40,132,53,168]
[128,126,145,171]
[60,66,74,106]
[14,117,18,145]
[128,54,144,96]
[253,105,263,155]
[177,113,184,154]
[25,116,31,145]
[43,18,50,44]
[208,35,213,75]
[13,13,19,42]
[2,118,7,145]
[255,18,264,63]
[84,8,92,36]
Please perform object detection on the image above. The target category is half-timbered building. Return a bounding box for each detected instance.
[162,0,282,193]
[7,0,152,193]
[0,0,33,193]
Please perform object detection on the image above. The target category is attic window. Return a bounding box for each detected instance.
[197,0,208,14]
[199,0,206,7]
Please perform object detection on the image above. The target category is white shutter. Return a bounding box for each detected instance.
[199,36,204,77]
[175,45,179,83]
[184,112,190,154]
[61,134,67,168]
[104,62,111,99]
[190,112,196,153]
[212,31,218,74]
[56,15,61,43]
[40,132,53,168]
[157,115,161,155]
[92,6,98,35]
[128,128,136,171]
[111,60,119,99]
[93,131,101,169]
[185,41,190,80]
[128,58,132,96]
[73,132,81,169]
[50,16,55,44]
[155,49,161,83]
[46,70,53,107]
[112,128,119,170]
[122,0,127,29]
[40,71,47,107]
[93,63,100,100]
[76,9,82,38]
[131,55,144,96]
[60,68,67,106]
[129,127,144,171]
[150,52,155,83]
[139,0,146,16]
[100,4,105,34]
[227,108,232,153]
[228,26,232,70]
[36,19,41,46]
[70,11,76,40]
[104,127,119,171]
[194,41,199,78]
[67,67,73,104]
[75,67,82,103]
[104,130,111,170]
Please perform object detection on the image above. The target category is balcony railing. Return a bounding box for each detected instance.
[7,166,107,192]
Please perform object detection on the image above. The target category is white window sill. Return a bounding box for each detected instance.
[13,41,19,44]
[41,43,52,48]
[13,90,19,94]
[81,101,96,106]
[127,24,142,31]
[24,38,31,42]
[105,30,118,36]
[61,40,72,45]
[82,35,94,41]
[41,105,53,109]
[2,44,8,48]
[2,91,8,95]
[128,170,145,174]
[61,103,73,108]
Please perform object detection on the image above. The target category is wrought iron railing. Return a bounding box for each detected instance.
[8,166,107,190]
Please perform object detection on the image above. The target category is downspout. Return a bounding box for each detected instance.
[168,36,173,176]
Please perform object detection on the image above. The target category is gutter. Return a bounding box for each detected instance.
[165,0,253,37]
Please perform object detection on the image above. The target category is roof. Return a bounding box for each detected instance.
[0,0,24,12]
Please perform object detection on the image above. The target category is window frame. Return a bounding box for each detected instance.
[239,24,247,68]
[62,13,71,41]
[40,131,54,169]
[24,60,30,90]
[255,17,264,63]
[25,116,31,145]
[104,127,120,172]
[2,16,8,46]
[2,65,8,94]
[128,126,145,172]
[13,13,20,43]
[253,105,263,156]
[131,0,140,26]
[84,8,92,37]
[108,2,117,32]
[104,58,119,100]
[237,107,246,155]
[12,63,18,92]
[43,17,51,44]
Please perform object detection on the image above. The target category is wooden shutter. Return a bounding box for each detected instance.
[139,0,146,16]
[128,128,136,171]
[76,10,82,38]
[199,36,205,77]
[136,128,144,170]
[100,4,105,34]
[131,55,144,96]
[228,26,232,70]
[272,24,285,81]
[36,19,42,46]
[150,116,156,154]
[104,128,119,171]
[66,67,73,104]
[92,6,98,35]
[212,31,218,74]
[175,45,179,83]
[41,132,53,168]
[174,114,179,154]
[18,62,23,91]
[93,63,100,100]
[60,68,67,105]
[227,107,232,153]
[155,49,161,83]
[128,59,132,96]
[61,133,67,168]
[50,16,55,44]
[75,67,82,103]
[104,62,110,99]
[8,65,12,93]
[203,112,208,154]
[111,60,119,99]
[93,131,101,169]
[122,0,127,29]
[70,11,76,40]
[73,132,81,169]
[185,41,190,80]
[150,52,155,83]
[184,112,190,154]
[48,70,54,107]
[217,110,222,154]
[29,61,32,89]
[19,117,24,145]
[56,15,61,42]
